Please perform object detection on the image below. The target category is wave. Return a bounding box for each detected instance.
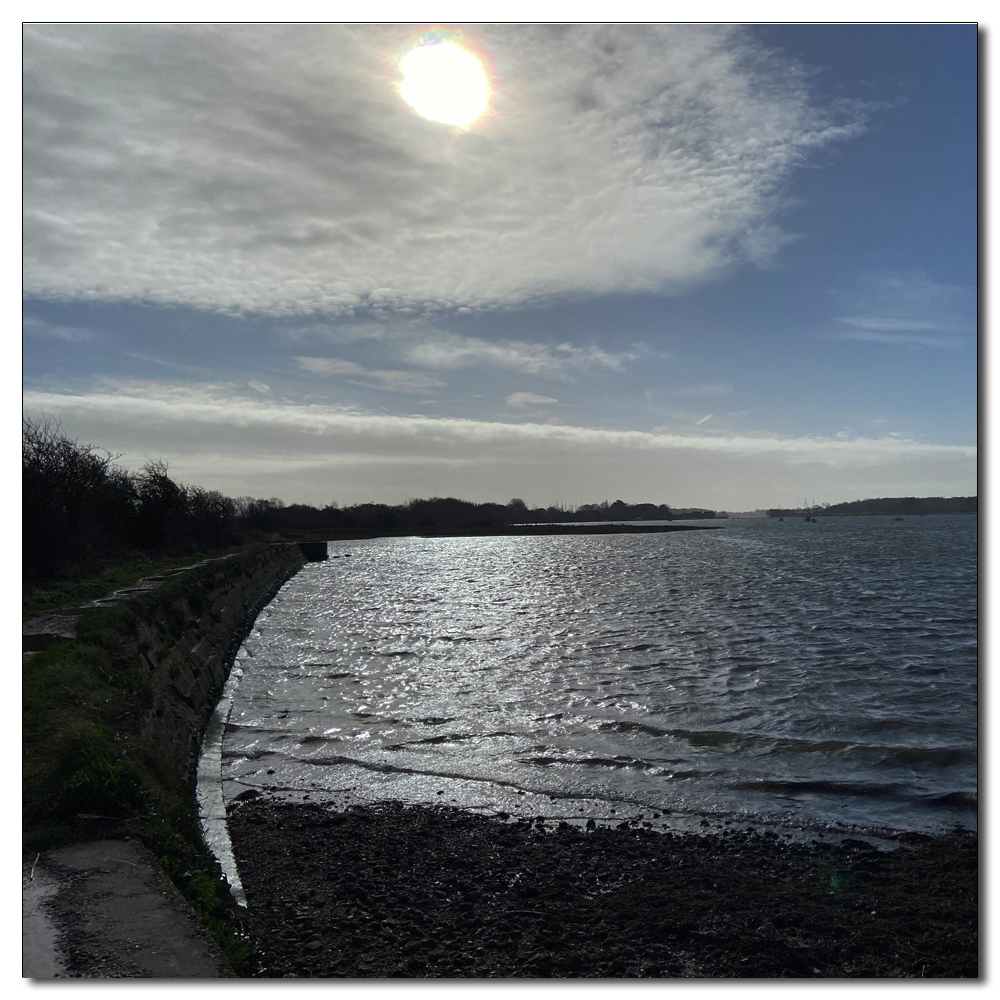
[924,791,977,809]
[887,746,973,767]
[221,746,276,761]
[385,730,519,750]
[518,753,698,777]
[597,721,669,738]
[729,778,905,799]
[595,721,973,768]
[730,778,979,811]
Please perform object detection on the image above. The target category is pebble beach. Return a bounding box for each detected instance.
[228,798,977,979]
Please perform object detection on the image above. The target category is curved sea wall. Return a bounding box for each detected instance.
[23,541,323,974]
[128,543,313,788]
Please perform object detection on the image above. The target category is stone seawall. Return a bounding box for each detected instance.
[23,541,325,977]
[129,543,312,789]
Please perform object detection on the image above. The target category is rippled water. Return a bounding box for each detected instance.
[220,516,977,838]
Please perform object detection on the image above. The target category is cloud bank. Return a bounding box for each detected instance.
[23,382,976,510]
[24,23,862,317]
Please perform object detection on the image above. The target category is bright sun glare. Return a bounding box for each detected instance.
[400,42,489,127]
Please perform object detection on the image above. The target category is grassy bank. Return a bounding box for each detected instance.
[22,546,248,622]
[23,543,304,974]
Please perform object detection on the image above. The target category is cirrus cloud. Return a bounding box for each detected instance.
[294,355,444,393]
[823,270,973,349]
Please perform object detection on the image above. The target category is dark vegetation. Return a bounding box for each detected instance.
[23,416,710,597]
[820,496,977,516]
[766,497,977,518]
[231,800,978,979]
[25,552,257,842]
[248,497,714,539]
[23,417,250,594]
[22,549,242,622]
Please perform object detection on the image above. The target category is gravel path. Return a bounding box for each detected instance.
[228,798,977,978]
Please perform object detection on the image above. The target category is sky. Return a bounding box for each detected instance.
[21,20,978,512]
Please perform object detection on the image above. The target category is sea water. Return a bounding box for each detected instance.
[218,515,977,838]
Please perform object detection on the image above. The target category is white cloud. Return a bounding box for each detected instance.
[507,392,558,408]
[23,24,863,316]
[295,356,367,376]
[826,330,963,349]
[288,321,633,379]
[666,384,734,398]
[294,355,444,393]
[836,317,940,332]
[22,381,976,509]
[404,332,633,378]
[364,371,445,393]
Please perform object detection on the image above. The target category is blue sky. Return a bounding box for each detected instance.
[22,21,977,510]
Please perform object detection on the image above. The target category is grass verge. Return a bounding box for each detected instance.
[23,546,248,622]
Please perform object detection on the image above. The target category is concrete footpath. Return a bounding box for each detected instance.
[22,838,234,978]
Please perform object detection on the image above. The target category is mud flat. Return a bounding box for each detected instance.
[228,798,977,979]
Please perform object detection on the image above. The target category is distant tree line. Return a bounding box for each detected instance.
[764,496,977,518]
[23,418,248,590]
[819,496,977,517]
[23,418,713,589]
[241,497,702,538]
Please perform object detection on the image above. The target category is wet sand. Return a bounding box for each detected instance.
[228,798,977,978]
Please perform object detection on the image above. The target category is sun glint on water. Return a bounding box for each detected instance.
[400,42,489,127]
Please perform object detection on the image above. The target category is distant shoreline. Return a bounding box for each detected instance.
[767,498,976,518]
[813,511,978,517]
[285,523,724,543]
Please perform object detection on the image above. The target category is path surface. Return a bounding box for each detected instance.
[23,838,233,978]
[23,555,237,659]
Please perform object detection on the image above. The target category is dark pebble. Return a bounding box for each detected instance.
[228,799,977,979]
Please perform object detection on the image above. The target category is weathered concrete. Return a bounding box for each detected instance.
[24,840,234,978]
[22,861,64,977]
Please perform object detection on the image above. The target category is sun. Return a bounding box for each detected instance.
[400,41,489,128]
